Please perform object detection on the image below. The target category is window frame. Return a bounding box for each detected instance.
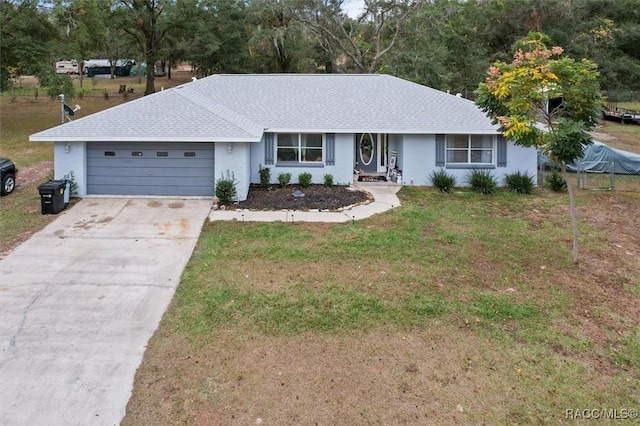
[445,134,495,167]
[276,133,325,165]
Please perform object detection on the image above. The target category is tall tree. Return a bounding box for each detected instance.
[247,0,310,73]
[295,0,420,73]
[0,0,58,90]
[187,0,251,75]
[475,32,601,264]
[54,0,107,88]
[117,0,174,95]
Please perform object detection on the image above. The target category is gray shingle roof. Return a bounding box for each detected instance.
[30,74,498,142]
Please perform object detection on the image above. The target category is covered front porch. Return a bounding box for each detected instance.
[354,132,403,184]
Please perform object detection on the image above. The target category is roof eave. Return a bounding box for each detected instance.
[29,136,262,143]
[265,128,501,135]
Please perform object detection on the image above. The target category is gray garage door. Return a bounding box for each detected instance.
[87,142,215,196]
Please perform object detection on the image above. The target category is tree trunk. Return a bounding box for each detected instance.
[561,163,580,264]
[144,67,155,95]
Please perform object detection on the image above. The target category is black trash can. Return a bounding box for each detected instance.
[38,180,67,215]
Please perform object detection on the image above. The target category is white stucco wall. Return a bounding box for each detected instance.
[249,133,355,186]
[214,142,251,201]
[54,141,87,196]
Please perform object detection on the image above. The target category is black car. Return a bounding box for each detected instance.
[1,158,17,195]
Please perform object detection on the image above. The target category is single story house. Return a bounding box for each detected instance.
[30,74,537,200]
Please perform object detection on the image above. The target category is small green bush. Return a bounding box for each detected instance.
[39,71,75,101]
[277,172,291,188]
[429,168,457,193]
[467,169,497,194]
[298,172,312,188]
[215,170,237,204]
[504,171,535,194]
[547,169,567,192]
[323,173,334,187]
[258,164,271,189]
[63,171,78,196]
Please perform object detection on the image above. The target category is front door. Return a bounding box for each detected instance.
[356,133,377,173]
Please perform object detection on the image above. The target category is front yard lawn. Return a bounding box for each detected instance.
[123,187,640,425]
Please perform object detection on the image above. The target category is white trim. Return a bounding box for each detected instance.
[266,128,500,135]
[377,133,388,173]
[445,134,496,166]
[359,133,374,166]
[275,133,325,164]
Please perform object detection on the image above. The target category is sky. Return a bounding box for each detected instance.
[342,0,365,18]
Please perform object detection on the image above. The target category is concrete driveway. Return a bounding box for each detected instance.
[0,197,212,425]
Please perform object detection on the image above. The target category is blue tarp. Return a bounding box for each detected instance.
[540,141,640,175]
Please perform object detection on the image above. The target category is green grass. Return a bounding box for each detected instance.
[618,101,640,111]
[2,83,639,424]
[178,280,452,336]
[173,189,596,338]
[136,187,639,424]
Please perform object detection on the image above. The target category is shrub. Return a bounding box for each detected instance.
[323,173,334,187]
[39,71,75,101]
[467,169,497,194]
[215,170,237,204]
[277,172,291,188]
[63,171,78,196]
[298,172,312,188]
[504,171,535,194]
[258,164,271,189]
[547,169,567,192]
[429,168,456,193]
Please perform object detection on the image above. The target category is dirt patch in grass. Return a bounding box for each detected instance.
[233,184,372,211]
[0,160,57,258]
[590,123,640,154]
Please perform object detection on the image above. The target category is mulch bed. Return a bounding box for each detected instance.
[234,184,372,211]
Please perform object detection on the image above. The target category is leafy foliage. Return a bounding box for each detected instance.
[63,171,79,196]
[467,169,497,195]
[504,171,535,194]
[475,32,600,163]
[546,169,567,192]
[258,164,271,189]
[215,170,237,205]
[475,32,601,263]
[39,71,75,101]
[429,168,457,193]
[323,173,334,187]
[0,0,58,91]
[277,172,291,188]
[298,172,312,188]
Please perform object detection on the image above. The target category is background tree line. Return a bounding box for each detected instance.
[2,0,639,96]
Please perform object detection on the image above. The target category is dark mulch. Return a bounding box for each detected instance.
[234,184,372,211]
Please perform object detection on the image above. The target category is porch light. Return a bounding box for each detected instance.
[227,143,232,153]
